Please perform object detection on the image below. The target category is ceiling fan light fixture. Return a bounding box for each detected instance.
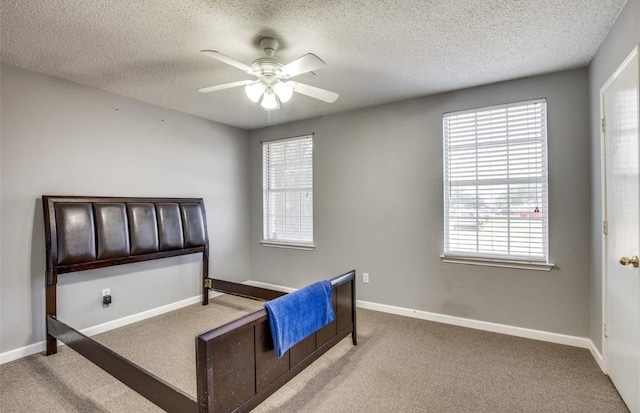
[261,87,279,110]
[199,37,339,112]
[274,81,294,103]
[245,82,266,103]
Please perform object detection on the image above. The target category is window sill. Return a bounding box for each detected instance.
[260,241,315,251]
[440,255,554,271]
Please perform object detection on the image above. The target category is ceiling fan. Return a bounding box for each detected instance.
[198,37,339,111]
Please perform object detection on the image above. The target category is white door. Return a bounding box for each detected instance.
[603,46,640,413]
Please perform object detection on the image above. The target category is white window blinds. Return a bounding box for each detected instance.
[263,134,313,245]
[443,99,549,263]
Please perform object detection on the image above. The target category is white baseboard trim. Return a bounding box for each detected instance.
[0,291,222,365]
[0,341,48,365]
[211,281,609,372]
[356,300,590,349]
[80,290,223,338]
[245,280,593,350]
[244,280,296,293]
[589,340,605,372]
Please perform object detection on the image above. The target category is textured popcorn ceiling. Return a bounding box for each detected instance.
[0,0,627,129]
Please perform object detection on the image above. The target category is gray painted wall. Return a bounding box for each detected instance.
[249,68,592,338]
[0,64,251,354]
[588,0,640,352]
[3,0,633,356]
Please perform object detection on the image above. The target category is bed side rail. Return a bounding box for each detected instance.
[206,278,287,301]
[196,270,357,413]
[47,316,199,413]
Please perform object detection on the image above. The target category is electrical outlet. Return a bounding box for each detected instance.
[363,273,369,283]
[102,288,112,307]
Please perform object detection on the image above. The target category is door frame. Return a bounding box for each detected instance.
[599,44,639,374]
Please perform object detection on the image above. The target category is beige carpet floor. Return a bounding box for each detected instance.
[0,294,629,412]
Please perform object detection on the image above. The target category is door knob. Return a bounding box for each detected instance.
[619,256,639,268]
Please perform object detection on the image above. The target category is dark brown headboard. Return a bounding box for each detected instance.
[43,195,209,281]
[42,195,210,355]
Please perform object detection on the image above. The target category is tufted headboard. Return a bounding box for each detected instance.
[43,196,209,286]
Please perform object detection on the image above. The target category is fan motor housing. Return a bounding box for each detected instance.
[251,57,283,77]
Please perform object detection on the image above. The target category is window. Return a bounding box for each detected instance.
[262,134,314,249]
[442,99,551,270]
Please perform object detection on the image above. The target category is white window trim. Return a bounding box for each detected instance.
[442,99,553,270]
[260,240,315,251]
[440,254,554,271]
[261,134,314,247]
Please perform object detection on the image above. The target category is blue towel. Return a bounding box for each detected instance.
[264,280,335,358]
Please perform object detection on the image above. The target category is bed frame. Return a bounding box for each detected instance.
[43,195,357,413]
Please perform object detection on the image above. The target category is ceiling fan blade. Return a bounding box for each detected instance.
[291,82,339,103]
[281,54,326,78]
[197,80,254,93]
[201,50,254,74]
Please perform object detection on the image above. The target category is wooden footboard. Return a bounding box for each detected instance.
[196,270,357,413]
